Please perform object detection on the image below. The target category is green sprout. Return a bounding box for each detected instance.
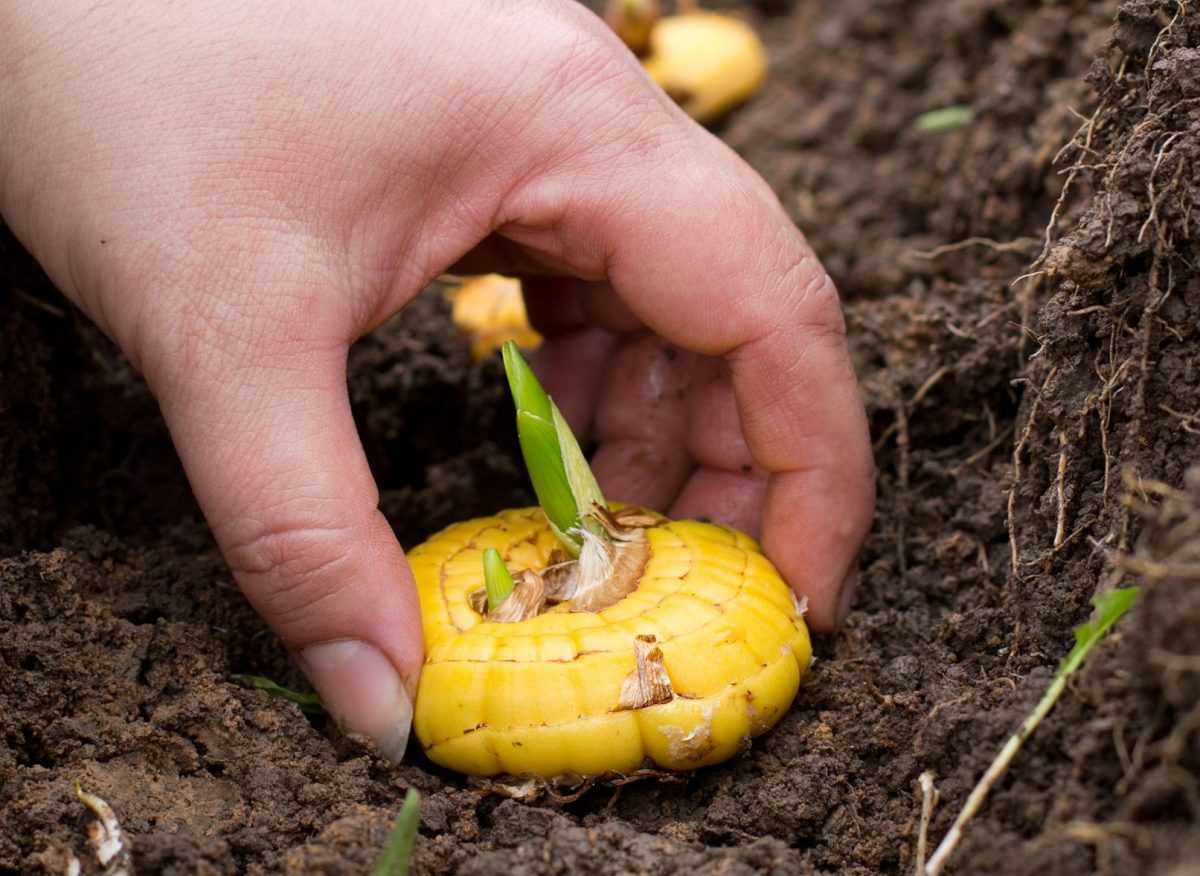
[482,547,516,610]
[924,586,1140,876]
[502,341,606,555]
[915,104,974,133]
[372,788,421,876]
[232,674,323,714]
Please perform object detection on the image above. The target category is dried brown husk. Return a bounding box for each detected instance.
[470,505,664,622]
[617,635,674,709]
[468,569,546,622]
[542,505,662,612]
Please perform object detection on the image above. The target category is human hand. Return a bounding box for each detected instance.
[1,0,874,760]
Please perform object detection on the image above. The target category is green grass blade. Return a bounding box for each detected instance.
[372,788,421,876]
[1058,586,1140,678]
[483,548,516,611]
[231,674,323,714]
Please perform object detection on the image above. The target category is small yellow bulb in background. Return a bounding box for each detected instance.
[606,0,661,57]
[608,1,768,124]
[445,274,542,362]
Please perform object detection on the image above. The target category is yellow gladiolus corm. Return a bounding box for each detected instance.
[411,507,811,777]
[605,1,767,123]
[409,343,810,779]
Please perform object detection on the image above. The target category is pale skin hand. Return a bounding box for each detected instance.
[1,0,875,759]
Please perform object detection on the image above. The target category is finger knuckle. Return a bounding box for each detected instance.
[223,517,357,625]
[776,251,847,344]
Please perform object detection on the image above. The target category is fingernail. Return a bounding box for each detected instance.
[835,569,860,627]
[297,640,412,762]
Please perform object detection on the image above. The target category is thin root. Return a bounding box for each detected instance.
[909,237,1038,260]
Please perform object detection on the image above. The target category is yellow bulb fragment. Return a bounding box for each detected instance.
[446,274,541,362]
[641,11,767,123]
[411,507,811,778]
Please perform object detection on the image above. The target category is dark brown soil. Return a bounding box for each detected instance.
[3,1,1199,873]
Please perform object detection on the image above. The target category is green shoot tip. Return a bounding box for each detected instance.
[501,342,606,552]
[372,788,421,876]
[483,548,516,611]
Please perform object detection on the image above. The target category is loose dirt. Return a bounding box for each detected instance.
[3,1,1199,873]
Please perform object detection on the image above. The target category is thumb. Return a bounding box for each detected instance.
[157,340,421,761]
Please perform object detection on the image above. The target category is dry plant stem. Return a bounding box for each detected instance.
[925,588,1137,876]
[924,673,1071,876]
[914,771,938,876]
[1115,714,1158,798]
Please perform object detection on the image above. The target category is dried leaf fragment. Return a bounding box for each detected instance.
[618,635,674,709]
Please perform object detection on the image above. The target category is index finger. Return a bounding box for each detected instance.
[628,147,873,631]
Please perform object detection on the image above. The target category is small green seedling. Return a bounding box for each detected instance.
[372,788,421,876]
[915,105,974,133]
[923,587,1140,876]
[232,674,323,714]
